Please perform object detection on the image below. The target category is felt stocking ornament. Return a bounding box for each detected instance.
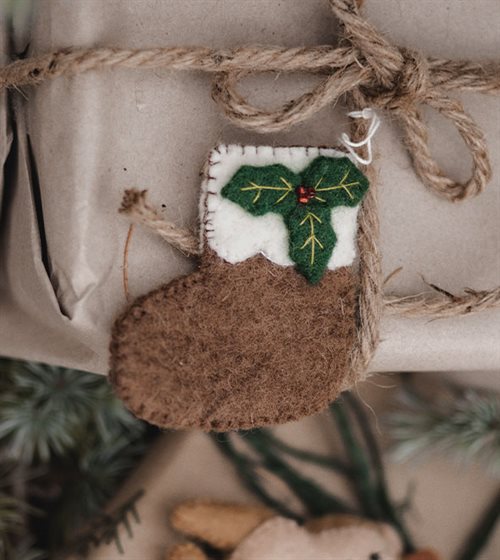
[110,144,369,430]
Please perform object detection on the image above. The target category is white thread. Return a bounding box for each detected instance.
[340,108,380,166]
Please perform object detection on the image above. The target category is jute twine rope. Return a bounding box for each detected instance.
[3,0,500,370]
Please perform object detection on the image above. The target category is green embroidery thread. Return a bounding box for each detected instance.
[221,156,369,283]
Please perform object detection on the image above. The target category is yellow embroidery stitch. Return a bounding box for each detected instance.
[299,211,324,266]
[315,170,360,200]
[240,176,293,204]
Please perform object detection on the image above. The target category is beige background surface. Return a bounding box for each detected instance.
[0,0,499,375]
[86,375,500,560]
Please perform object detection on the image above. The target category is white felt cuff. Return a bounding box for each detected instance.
[201,145,361,271]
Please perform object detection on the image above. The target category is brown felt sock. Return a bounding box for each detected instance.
[110,251,358,430]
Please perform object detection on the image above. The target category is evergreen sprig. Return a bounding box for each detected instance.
[0,492,25,558]
[0,464,44,560]
[241,429,355,517]
[47,434,148,548]
[0,359,143,464]
[57,490,144,559]
[386,382,500,476]
[212,435,300,520]
[255,429,351,475]
[0,358,153,557]
[213,395,415,553]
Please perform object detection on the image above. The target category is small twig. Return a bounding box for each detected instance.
[427,284,455,299]
[383,266,403,287]
[384,284,500,318]
[122,224,135,302]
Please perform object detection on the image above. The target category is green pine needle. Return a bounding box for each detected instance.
[0,494,24,535]
[330,400,383,519]
[0,358,151,555]
[0,360,144,464]
[257,429,351,475]
[386,384,500,476]
[56,490,144,559]
[52,434,148,534]
[0,464,43,560]
[241,429,355,517]
[212,434,301,521]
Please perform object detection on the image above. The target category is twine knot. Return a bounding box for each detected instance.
[372,49,430,110]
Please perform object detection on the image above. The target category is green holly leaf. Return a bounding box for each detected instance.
[285,203,336,284]
[220,156,369,284]
[221,164,300,216]
[301,156,369,208]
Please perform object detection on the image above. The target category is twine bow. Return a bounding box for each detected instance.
[210,0,499,202]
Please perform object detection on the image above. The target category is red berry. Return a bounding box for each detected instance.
[296,185,316,204]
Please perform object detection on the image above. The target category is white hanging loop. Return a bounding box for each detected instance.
[340,108,380,166]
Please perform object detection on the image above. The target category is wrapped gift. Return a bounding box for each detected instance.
[0,0,499,378]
